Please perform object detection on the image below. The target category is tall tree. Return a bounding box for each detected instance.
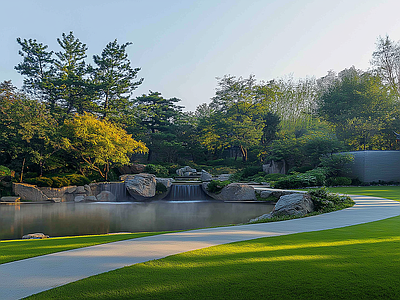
[134,92,183,161]
[91,39,143,120]
[318,67,397,150]
[14,38,56,108]
[62,113,147,180]
[205,75,267,161]
[54,31,96,116]
[370,35,400,99]
[0,81,59,176]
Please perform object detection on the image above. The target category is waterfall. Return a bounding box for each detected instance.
[100,182,134,201]
[162,184,213,201]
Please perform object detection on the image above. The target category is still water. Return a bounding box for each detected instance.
[0,201,274,240]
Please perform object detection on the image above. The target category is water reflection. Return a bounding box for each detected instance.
[0,202,274,240]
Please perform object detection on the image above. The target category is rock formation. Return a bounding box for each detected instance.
[125,173,156,199]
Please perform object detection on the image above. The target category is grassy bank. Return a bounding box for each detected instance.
[0,232,166,264]
[28,214,400,299]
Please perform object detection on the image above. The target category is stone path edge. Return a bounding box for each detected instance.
[1,195,400,300]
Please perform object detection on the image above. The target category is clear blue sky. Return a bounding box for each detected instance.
[1,0,400,111]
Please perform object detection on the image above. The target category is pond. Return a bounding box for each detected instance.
[0,201,274,240]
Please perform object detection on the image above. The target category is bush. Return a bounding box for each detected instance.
[264,173,287,181]
[206,180,230,194]
[25,177,53,187]
[24,172,38,179]
[144,164,169,178]
[308,187,354,213]
[66,174,91,186]
[241,166,263,178]
[274,168,327,189]
[50,176,71,188]
[327,177,352,186]
[320,153,354,177]
[0,165,11,177]
[156,182,168,194]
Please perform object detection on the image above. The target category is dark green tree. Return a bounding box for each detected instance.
[318,67,397,150]
[91,39,143,120]
[134,92,184,162]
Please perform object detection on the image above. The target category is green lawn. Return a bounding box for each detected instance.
[28,215,400,300]
[326,185,400,201]
[5,186,400,299]
[0,232,166,264]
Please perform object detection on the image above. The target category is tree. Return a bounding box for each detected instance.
[14,38,56,108]
[370,35,400,99]
[91,39,143,119]
[62,113,147,180]
[206,75,267,161]
[134,92,183,162]
[0,81,59,176]
[318,67,397,150]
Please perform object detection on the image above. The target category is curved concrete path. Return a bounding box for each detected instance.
[1,195,400,300]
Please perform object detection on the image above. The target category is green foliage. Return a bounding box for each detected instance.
[155,182,168,194]
[265,130,343,170]
[62,113,147,181]
[50,176,71,188]
[308,187,354,212]
[319,153,354,177]
[327,177,352,186]
[206,180,230,194]
[0,166,11,177]
[274,168,328,189]
[144,164,169,178]
[318,67,398,150]
[65,174,91,186]
[24,176,53,187]
[264,173,287,181]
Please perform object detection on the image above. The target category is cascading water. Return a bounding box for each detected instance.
[162,184,213,201]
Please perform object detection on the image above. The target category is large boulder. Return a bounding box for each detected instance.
[176,166,197,177]
[125,173,156,199]
[272,193,314,217]
[200,170,212,182]
[96,191,116,202]
[216,174,232,181]
[204,183,256,201]
[13,183,49,201]
[156,177,173,189]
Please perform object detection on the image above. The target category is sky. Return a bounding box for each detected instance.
[2,0,400,111]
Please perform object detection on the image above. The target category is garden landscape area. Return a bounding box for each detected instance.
[2,2,400,298]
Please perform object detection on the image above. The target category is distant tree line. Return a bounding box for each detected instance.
[1,32,399,181]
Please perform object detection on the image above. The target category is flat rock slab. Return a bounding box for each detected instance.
[0,195,400,300]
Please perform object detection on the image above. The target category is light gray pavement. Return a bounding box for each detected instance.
[1,195,400,300]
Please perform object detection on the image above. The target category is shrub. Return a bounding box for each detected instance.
[66,174,91,186]
[144,164,169,178]
[156,182,168,194]
[241,166,263,179]
[50,176,71,188]
[308,187,354,212]
[24,172,38,179]
[0,165,11,177]
[274,168,327,189]
[264,173,287,181]
[206,180,230,194]
[25,177,53,187]
[320,153,354,177]
[327,177,352,186]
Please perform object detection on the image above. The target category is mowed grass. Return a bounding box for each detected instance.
[0,232,166,264]
[28,215,400,300]
[326,185,400,201]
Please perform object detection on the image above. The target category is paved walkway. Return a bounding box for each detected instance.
[1,195,400,300]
